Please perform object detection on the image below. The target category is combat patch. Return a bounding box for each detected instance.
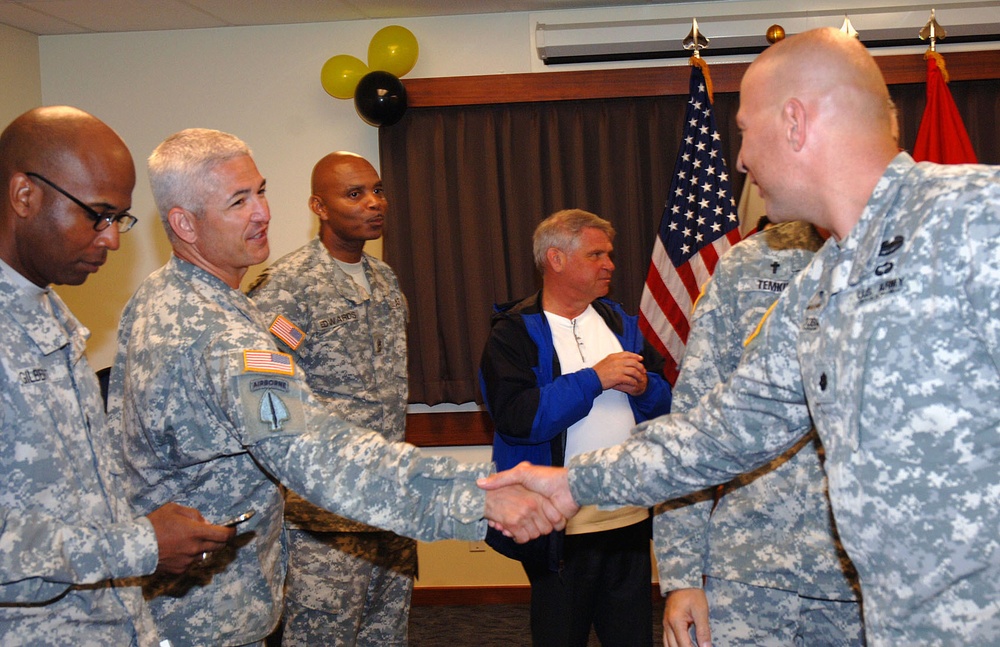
[269,315,305,351]
[801,290,828,332]
[234,364,307,442]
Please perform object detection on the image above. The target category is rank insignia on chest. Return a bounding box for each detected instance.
[269,315,305,350]
[243,349,295,375]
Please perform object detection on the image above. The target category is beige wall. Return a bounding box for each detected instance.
[0,23,41,127]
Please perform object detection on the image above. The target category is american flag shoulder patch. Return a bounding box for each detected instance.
[243,349,295,375]
[269,315,305,350]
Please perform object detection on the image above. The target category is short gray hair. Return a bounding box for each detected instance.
[147,128,251,235]
[532,209,615,272]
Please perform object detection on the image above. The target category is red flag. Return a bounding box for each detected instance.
[912,51,978,164]
[638,58,742,385]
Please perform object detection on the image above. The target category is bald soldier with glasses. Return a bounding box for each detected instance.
[0,106,233,647]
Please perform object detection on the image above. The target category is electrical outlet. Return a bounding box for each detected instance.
[468,541,487,552]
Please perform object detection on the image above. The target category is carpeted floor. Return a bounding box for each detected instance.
[267,597,666,645]
[408,597,666,646]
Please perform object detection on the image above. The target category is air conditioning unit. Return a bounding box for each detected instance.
[535,4,1000,65]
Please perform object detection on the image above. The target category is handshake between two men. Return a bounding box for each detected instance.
[479,463,575,543]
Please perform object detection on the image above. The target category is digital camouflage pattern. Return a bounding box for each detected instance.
[569,154,1000,646]
[250,240,410,532]
[702,576,865,647]
[249,240,416,645]
[281,530,416,647]
[654,221,861,643]
[0,264,159,647]
[108,256,489,646]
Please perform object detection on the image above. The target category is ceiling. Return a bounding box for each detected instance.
[0,0,706,36]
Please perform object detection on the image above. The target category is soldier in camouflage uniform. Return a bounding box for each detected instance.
[108,129,571,647]
[0,107,233,647]
[483,28,1000,646]
[248,152,416,646]
[655,221,863,647]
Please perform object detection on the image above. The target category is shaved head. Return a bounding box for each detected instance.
[736,28,899,239]
[744,27,895,139]
[311,151,375,193]
[309,151,386,262]
[0,106,133,194]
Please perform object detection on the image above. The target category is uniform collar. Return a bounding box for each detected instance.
[318,240,380,305]
[826,152,916,293]
[0,261,87,357]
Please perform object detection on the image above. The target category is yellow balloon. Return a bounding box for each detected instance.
[320,54,369,99]
[367,25,419,78]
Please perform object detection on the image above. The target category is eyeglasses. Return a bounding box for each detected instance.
[25,172,138,233]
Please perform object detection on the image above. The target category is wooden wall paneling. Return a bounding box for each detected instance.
[404,50,1000,107]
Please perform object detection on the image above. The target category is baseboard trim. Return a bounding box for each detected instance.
[413,585,530,606]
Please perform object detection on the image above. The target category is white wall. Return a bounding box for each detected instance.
[0,23,41,127]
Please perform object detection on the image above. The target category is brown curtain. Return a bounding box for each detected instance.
[380,78,998,406]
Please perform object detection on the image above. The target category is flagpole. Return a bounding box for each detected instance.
[913,10,979,164]
[638,18,743,384]
[683,18,712,100]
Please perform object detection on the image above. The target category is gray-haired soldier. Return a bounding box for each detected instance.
[482,27,1000,646]
[655,221,863,647]
[107,128,572,646]
[0,107,233,647]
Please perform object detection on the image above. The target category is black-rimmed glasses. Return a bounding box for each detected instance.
[25,172,137,233]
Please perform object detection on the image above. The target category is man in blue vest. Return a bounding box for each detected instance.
[480,209,671,646]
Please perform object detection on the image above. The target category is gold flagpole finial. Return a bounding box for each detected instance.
[920,9,947,52]
[684,19,714,102]
[683,18,710,59]
[766,24,786,44]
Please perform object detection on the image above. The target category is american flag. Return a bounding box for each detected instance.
[243,350,295,375]
[638,59,742,384]
[269,315,305,350]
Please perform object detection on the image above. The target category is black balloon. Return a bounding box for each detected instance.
[354,71,407,127]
